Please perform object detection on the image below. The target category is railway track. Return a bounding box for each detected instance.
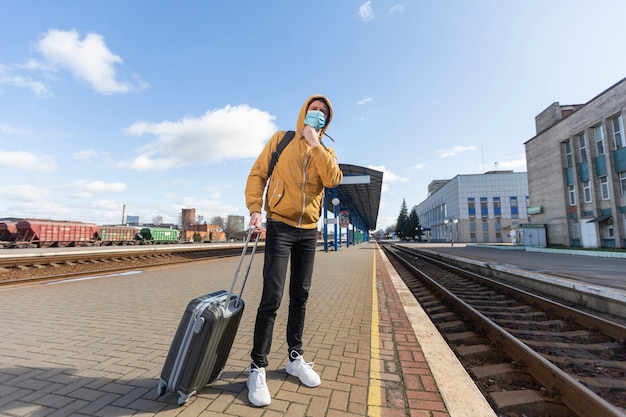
[383,244,626,417]
[0,244,259,286]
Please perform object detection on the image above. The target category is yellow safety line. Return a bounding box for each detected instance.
[367,247,382,416]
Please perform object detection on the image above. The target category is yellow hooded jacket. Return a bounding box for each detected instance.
[245,94,343,229]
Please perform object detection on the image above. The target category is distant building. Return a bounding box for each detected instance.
[181,209,196,227]
[183,223,226,242]
[524,77,626,248]
[414,171,529,244]
[125,215,140,226]
[227,215,245,239]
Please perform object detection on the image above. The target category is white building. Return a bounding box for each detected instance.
[414,171,529,244]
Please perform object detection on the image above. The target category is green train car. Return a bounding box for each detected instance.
[139,227,180,243]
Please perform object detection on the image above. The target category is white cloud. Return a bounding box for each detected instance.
[2,76,52,97]
[356,97,373,105]
[389,4,404,14]
[119,104,277,171]
[114,154,181,172]
[413,163,426,170]
[368,165,408,183]
[437,145,477,158]
[36,29,146,95]
[358,1,375,22]
[495,155,527,171]
[0,148,57,172]
[0,184,51,201]
[64,180,127,198]
[73,149,98,160]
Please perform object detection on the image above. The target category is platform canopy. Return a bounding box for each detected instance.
[325,164,383,231]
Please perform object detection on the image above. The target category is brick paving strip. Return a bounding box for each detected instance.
[374,246,496,417]
[370,247,450,417]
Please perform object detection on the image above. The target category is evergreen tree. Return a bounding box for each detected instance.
[396,199,409,240]
[408,207,423,240]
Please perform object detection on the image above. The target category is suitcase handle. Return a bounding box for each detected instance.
[225,227,260,309]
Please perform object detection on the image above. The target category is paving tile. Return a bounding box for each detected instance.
[0,243,461,417]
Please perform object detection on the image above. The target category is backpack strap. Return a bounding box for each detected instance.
[267,130,295,177]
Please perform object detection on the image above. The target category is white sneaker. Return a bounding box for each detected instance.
[247,364,271,407]
[285,352,321,387]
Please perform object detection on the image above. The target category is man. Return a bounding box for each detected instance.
[244,94,343,407]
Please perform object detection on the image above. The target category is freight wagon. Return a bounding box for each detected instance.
[139,227,180,244]
[0,222,17,248]
[95,225,142,246]
[14,220,99,248]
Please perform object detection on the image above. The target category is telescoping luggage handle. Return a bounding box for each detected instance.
[225,227,260,309]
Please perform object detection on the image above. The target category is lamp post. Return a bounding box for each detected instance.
[332,197,340,251]
[444,218,458,246]
[451,218,458,246]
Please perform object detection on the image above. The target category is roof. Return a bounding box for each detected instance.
[325,164,383,231]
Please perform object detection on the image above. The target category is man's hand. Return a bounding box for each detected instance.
[249,212,263,230]
[302,125,320,148]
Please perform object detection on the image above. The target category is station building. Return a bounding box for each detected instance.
[525,77,626,248]
[414,171,529,244]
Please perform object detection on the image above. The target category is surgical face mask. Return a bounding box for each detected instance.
[304,110,326,130]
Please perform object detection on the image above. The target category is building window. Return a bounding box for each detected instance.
[577,133,587,163]
[563,141,573,167]
[608,225,615,238]
[612,115,625,149]
[620,172,626,197]
[493,197,501,216]
[480,197,488,217]
[510,196,519,219]
[572,221,580,240]
[594,125,605,155]
[568,184,576,205]
[583,180,592,203]
[600,176,610,200]
[468,198,475,216]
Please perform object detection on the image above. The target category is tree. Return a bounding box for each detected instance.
[210,216,226,231]
[408,207,423,241]
[396,199,409,240]
[152,215,163,226]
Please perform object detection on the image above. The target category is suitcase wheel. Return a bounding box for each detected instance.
[157,380,167,397]
[177,390,196,406]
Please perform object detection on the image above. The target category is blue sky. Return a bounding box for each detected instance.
[2,1,626,232]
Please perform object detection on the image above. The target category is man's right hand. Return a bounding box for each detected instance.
[249,212,263,229]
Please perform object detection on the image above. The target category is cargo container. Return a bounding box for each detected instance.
[0,222,17,248]
[140,227,180,243]
[96,225,141,245]
[15,220,98,248]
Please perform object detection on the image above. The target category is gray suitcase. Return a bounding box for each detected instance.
[157,229,259,405]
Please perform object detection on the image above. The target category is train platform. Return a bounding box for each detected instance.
[0,242,495,417]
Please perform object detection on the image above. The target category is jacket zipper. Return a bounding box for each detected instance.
[269,179,281,207]
[298,147,310,227]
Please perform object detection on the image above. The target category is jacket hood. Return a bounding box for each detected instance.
[297,94,333,136]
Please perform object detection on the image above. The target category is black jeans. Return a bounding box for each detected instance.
[251,220,318,368]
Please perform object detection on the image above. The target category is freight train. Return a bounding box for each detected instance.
[0,219,181,249]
